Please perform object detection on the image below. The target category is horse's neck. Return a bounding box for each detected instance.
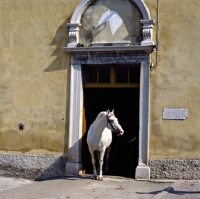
[93,117,107,135]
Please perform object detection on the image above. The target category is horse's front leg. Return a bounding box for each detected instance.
[99,147,106,181]
[88,148,97,180]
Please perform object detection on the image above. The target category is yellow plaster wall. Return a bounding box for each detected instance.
[148,0,200,159]
[0,0,80,155]
[1,0,200,160]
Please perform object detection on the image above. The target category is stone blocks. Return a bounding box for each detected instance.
[0,153,68,180]
[149,159,200,180]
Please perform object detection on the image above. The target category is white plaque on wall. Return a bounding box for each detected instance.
[163,108,188,120]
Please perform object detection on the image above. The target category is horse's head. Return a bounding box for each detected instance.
[106,109,124,136]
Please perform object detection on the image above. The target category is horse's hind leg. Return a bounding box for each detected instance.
[105,145,111,174]
[89,148,97,180]
[96,151,100,175]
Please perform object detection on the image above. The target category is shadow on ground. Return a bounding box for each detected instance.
[136,186,200,196]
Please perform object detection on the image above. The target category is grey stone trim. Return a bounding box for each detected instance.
[67,23,81,47]
[131,0,151,20]
[67,51,151,180]
[135,61,150,180]
[70,0,95,24]
[70,0,151,24]
[65,63,83,175]
[149,159,200,180]
[140,20,155,46]
[0,153,67,180]
[72,54,149,65]
[65,45,155,53]
[135,165,150,180]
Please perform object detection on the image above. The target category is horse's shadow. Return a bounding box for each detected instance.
[136,186,200,196]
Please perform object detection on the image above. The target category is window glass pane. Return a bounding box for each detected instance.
[86,66,97,83]
[98,67,110,83]
[129,66,140,83]
[115,66,128,83]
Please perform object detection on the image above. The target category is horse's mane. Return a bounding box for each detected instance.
[95,111,107,121]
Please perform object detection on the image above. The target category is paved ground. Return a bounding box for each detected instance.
[0,176,199,199]
[153,180,200,199]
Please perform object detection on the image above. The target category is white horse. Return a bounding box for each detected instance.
[87,109,124,181]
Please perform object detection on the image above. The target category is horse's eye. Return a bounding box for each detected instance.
[108,119,114,123]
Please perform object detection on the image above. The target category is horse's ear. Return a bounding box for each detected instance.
[112,109,114,113]
[107,109,110,114]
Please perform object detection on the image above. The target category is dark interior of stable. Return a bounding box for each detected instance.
[82,88,139,178]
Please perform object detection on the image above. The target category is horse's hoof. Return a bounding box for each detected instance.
[98,176,103,181]
[91,175,97,180]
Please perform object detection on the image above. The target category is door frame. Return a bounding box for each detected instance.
[65,48,153,180]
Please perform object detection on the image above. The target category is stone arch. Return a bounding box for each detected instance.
[131,0,151,20]
[67,0,154,47]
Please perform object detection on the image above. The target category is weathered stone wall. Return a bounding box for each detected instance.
[149,159,200,180]
[0,153,68,180]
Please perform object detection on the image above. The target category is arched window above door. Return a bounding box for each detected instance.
[67,0,155,48]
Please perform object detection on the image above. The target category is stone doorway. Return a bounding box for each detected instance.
[65,50,153,180]
[65,0,155,180]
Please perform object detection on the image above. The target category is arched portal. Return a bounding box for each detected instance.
[65,0,155,180]
[67,0,154,47]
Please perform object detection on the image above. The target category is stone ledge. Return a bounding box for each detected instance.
[149,159,200,180]
[64,45,155,53]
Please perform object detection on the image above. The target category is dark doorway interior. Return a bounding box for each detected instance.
[82,88,139,178]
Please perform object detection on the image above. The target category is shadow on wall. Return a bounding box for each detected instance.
[43,16,72,153]
[38,17,71,180]
[0,154,68,180]
[35,155,68,181]
[44,16,71,72]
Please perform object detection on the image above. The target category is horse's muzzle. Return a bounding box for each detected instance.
[118,131,124,136]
